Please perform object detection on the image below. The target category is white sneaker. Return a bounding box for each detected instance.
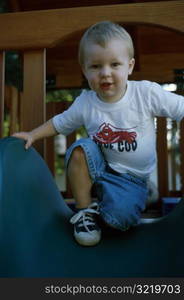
[70,202,101,246]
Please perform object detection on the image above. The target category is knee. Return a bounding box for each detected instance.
[68,146,86,165]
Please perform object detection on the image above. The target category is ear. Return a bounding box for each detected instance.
[128,58,135,75]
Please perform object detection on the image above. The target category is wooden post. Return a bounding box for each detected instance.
[156,117,169,199]
[9,86,18,135]
[0,51,5,137]
[20,49,46,157]
[46,102,55,174]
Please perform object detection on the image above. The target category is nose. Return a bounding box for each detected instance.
[100,66,111,77]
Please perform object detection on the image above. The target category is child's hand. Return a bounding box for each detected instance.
[12,132,34,149]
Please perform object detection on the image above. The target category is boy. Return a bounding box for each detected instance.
[13,21,184,247]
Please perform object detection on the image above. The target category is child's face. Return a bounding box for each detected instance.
[82,39,135,102]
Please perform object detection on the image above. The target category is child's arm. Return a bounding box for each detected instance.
[12,119,57,149]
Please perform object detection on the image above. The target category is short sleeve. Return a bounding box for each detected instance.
[149,82,184,121]
[52,94,84,135]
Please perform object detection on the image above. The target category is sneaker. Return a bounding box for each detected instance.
[70,202,101,246]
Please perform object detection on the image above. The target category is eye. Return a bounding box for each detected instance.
[90,64,100,69]
[111,62,121,67]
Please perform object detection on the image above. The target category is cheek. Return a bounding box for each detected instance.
[114,72,124,82]
[86,74,98,85]
[116,69,129,80]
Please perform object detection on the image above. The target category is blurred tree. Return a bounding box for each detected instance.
[0,0,9,12]
[0,0,22,90]
[5,52,22,90]
[46,89,81,103]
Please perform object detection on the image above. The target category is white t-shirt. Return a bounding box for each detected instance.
[53,80,184,179]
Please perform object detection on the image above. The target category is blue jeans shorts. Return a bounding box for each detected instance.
[65,138,148,231]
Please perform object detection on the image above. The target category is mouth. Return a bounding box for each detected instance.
[100,82,113,90]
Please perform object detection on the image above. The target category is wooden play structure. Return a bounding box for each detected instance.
[0,0,184,203]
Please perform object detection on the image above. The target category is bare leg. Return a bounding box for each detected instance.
[67,146,93,209]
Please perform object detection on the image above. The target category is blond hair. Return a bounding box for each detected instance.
[79,21,134,66]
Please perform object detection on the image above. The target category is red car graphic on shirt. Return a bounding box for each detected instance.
[93,122,137,144]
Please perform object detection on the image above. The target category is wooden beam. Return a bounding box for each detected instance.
[20,49,46,156]
[46,51,184,87]
[0,52,5,137]
[132,52,184,83]
[138,25,184,55]
[45,26,184,61]
[0,1,183,50]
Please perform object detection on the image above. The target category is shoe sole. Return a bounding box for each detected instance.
[74,231,101,246]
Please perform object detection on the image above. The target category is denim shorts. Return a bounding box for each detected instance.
[65,138,148,231]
